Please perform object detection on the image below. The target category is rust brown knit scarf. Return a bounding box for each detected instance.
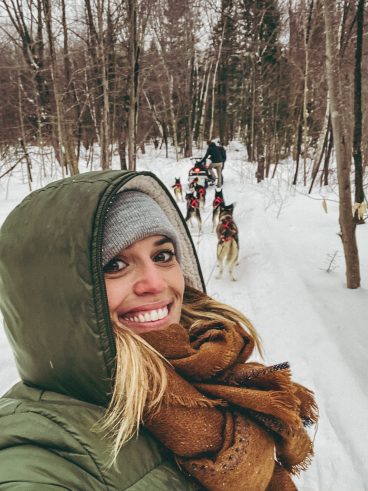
[141,321,318,491]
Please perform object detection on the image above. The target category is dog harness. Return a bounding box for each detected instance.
[213,196,224,208]
[189,197,199,208]
[196,187,206,199]
[219,219,237,242]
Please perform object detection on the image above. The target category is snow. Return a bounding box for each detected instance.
[1,143,368,490]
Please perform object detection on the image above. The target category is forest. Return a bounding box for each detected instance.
[0,0,367,288]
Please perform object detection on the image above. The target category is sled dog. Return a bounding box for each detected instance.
[172,178,184,202]
[216,203,239,281]
[194,182,206,209]
[212,188,225,230]
[185,192,202,232]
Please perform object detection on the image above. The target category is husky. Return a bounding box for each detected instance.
[194,182,206,209]
[172,177,184,202]
[212,187,225,230]
[216,203,239,281]
[185,192,202,232]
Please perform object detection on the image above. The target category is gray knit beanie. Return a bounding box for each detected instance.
[102,191,181,266]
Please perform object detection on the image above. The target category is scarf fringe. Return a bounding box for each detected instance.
[164,392,227,409]
[241,362,291,380]
[265,390,301,428]
[224,362,295,394]
[293,383,319,425]
[281,450,314,476]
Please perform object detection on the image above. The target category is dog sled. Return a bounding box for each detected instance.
[188,159,215,189]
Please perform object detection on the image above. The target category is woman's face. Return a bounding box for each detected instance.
[104,235,185,335]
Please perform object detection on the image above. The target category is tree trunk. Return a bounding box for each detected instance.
[42,0,79,175]
[323,0,360,289]
[98,1,111,170]
[250,61,256,162]
[209,23,225,140]
[154,37,179,160]
[18,74,33,191]
[352,0,365,223]
[127,0,138,170]
[292,113,303,185]
[61,0,80,174]
[302,0,314,186]
[309,109,330,193]
[321,126,333,186]
[198,59,213,149]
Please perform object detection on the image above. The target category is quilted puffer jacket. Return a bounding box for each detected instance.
[0,170,205,490]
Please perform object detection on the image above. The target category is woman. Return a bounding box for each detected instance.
[0,170,317,490]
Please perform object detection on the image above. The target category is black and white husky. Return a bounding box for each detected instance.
[194,182,206,209]
[212,188,225,230]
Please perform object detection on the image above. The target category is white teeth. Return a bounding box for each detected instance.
[123,306,169,323]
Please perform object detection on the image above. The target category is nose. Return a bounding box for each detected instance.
[133,261,166,296]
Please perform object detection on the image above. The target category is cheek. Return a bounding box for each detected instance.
[171,266,185,307]
[105,279,127,313]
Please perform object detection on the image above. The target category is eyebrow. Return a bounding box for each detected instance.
[153,237,174,247]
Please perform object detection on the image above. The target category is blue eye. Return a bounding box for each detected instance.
[103,258,127,274]
[154,250,176,263]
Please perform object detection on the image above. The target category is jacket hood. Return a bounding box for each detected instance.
[0,170,205,406]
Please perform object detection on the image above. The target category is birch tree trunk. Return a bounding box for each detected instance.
[323,0,360,289]
[198,59,213,149]
[302,0,314,186]
[143,89,163,138]
[208,24,225,141]
[168,74,178,161]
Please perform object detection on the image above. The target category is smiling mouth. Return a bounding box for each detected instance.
[120,305,169,323]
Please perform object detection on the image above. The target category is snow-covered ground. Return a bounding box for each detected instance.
[1,143,367,491]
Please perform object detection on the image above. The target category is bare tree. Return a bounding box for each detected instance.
[127,0,138,169]
[42,0,79,175]
[352,0,366,223]
[323,0,360,288]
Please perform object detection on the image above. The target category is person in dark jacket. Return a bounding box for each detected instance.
[217,141,227,169]
[0,170,317,490]
[199,140,224,187]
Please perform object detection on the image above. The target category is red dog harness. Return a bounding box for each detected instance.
[219,219,236,242]
[189,197,199,208]
[213,196,224,208]
[197,187,206,199]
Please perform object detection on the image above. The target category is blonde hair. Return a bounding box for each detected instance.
[99,324,168,463]
[101,285,262,463]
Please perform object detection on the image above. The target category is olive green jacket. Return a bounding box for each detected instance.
[0,171,205,490]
